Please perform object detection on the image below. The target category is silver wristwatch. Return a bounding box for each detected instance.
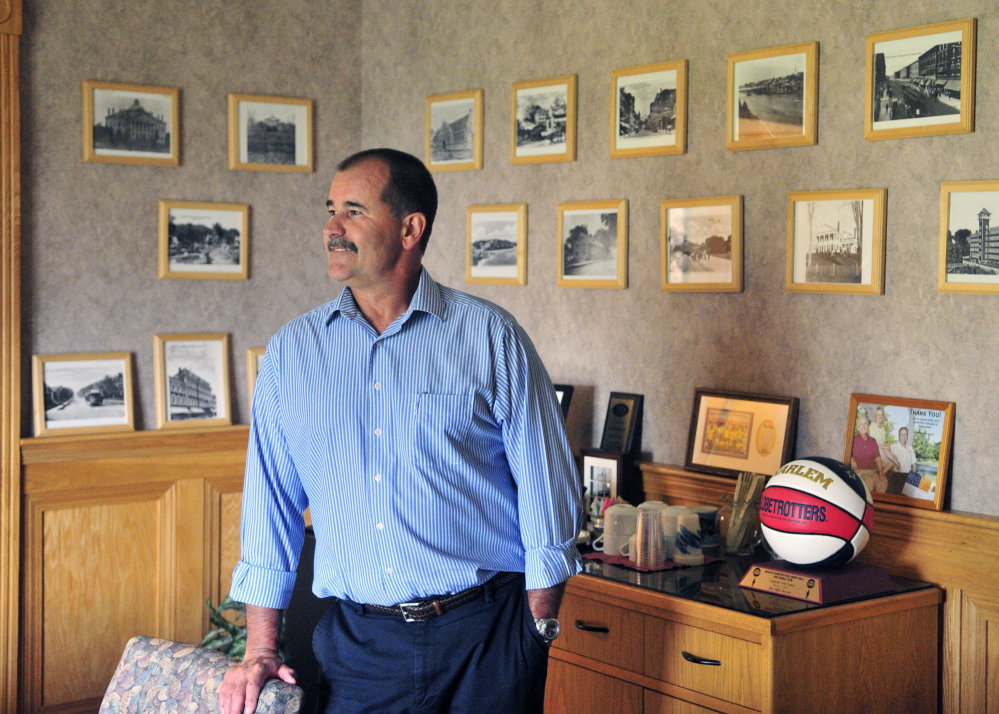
[534,617,561,642]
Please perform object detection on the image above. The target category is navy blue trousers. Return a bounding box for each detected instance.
[312,573,549,714]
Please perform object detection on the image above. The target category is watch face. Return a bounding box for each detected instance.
[538,618,560,640]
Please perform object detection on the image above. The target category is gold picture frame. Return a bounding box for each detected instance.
[227,93,313,172]
[246,346,265,409]
[466,203,527,286]
[158,200,250,281]
[660,195,743,293]
[31,352,135,437]
[939,180,999,294]
[726,41,818,151]
[865,18,976,142]
[511,75,577,165]
[610,60,687,158]
[557,200,628,289]
[153,333,232,430]
[426,89,483,173]
[785,189,887,295]
[83,80,180,166]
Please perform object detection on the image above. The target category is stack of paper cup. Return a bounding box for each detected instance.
[635,507,667,569]
[673,511,705,566]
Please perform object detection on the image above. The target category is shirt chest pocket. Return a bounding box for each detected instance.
[414,393,475,453]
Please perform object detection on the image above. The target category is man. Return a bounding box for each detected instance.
[220,148,582,714]
[850,413,887,494]
[890,426,918,476]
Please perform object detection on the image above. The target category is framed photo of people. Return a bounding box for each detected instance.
[31,352,135,437]
[247,346,266,409]
[938,180,999,294]
[426,89,483,172]
[726,41,818,151]
[466,203,527,286]
[610,60,688,158]
[227,93,314,172]
[153,333,232,430]
[83,80,179,166]
[158,200,249,281]
[661,195,743,292]
[511,75,577,165]
[685,388,799,479]
[843,394,955,511]
[865,18,976,142]
[557,200,628,289]
[785,189,887,295]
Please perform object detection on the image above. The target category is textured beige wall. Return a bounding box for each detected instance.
[21,0,362,429]
[360,0,999,515]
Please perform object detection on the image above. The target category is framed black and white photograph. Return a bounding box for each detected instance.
[247,346,265,408]
[31,352,135,437]
[426,89,483,172]
[466,203,526,286]
[82,80,179,166]
[866,19,976,141]
[581,448,624,502]
[610,60,687,158]
[557,200,628,289]
[228,93,313,172]
[661,195,743,292]
[158,200,249,281]
[511,75,577,165]
[939,180,999,294]
[727,42,818,151]
[153,333,231,429]
[786,189,887,295]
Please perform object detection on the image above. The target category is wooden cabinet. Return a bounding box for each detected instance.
[546,572,940,714]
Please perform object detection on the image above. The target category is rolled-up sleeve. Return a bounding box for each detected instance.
[496,321,583,590]
[228,343,308,609]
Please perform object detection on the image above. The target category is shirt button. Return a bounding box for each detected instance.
[374,474,382,482]
[374,428,381,436]
[385,568,393,575]
[374,382,381,390]
[376,522,384,530]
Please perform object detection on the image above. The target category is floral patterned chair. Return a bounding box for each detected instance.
[99,636,302,714]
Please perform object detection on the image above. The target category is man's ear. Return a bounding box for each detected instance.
[400,213,427,251]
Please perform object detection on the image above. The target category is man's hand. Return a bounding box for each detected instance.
[526,581,566,620]
[219,604,296,714]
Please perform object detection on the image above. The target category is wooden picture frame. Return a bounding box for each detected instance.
[466,203,527,286]
[426,89,483,172]
[511,75,577,165]
[31,352,135,437]
[727,41,818,151]
[227,93,313,172]
[610,60,688,158]
[865,18,976,142]
[844,393,955,511]
[83,80,180,166]
[557,199,628,289]
[246,347,265,409]
[938,180,999,294]
[685,388,799,479]
[785,188,887,295]
[661,195,743,292]
[153,333,232,430]
[158,200,250,281]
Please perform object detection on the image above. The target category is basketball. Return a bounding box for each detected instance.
[759,457,874,569]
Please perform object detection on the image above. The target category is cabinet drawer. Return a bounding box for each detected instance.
[645,617,761,710]
[644,689,723,713]
[553,592,644,673]
[545,660,641,714]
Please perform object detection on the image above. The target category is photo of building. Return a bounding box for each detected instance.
[92,97,170,153]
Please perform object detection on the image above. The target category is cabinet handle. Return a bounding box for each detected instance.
[682,651,721,666]
[574,620,610,634]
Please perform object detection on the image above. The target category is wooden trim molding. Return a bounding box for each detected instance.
[1,3,22,713]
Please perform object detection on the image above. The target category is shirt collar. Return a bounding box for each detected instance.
[327,268,446,325]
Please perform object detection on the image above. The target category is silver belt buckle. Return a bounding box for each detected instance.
[397,601,423,622]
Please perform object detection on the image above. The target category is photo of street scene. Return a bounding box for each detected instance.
[561,209,618,280]
[872,29,962,129]
[92,89,172,157]
[515,84,569,156]
[615,69,677,151]
[239,101,308,165]
[42,359,128,429]
[168,207,243,273]
[666,204,733,284]
[430,97,475,164]
[945,189,999,285]
[163,341,225,422]
[734,52,806,141]
[469,210,519,279]
[792,198,874,285]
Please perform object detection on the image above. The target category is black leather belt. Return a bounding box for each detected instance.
[363,572,520,622]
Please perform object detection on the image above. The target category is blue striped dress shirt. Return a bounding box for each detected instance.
[229,269,583,609]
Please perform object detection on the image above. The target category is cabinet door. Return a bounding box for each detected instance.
[545,659,641,714]
[644,690,723,713]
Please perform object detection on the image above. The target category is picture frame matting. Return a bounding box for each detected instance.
[426,89,484,173]
[153,333,232,430]
[227,92,314,173]
[661,194,744,292]
[557,199,628,289]
[31,351,136,437]
[466,203,527,286]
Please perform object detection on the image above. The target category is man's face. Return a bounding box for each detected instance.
[857,417,869,436]
[899,428,908,445]
[323,160,406,289]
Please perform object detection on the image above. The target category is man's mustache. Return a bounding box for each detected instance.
[326,237,358,252]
